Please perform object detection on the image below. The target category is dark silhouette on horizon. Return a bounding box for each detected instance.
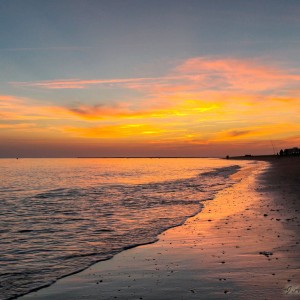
[279,147,300,156]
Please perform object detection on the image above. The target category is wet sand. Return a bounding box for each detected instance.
[21,158,300,300]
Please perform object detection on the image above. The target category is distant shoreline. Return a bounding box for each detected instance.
[228,154,300,161]
[3,154,297,161]
[77,156,214,159]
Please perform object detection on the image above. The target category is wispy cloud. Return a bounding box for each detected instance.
[11,57,300,93]
[0,47,96,52]
[0,95,72,121]
[0,123,36,129]
[10,76,182,89]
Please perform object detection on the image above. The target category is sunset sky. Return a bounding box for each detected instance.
[1,0,299,157]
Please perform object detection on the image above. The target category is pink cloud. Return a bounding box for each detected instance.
[10,57,300,96]
[175,57,300,91]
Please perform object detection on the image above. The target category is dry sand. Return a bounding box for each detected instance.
[21,157,300,300]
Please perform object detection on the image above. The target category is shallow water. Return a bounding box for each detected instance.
[0,158,246,300]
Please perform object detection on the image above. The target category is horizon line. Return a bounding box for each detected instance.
[0,155,276,159]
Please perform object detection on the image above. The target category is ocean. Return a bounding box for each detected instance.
[0,158,248,300]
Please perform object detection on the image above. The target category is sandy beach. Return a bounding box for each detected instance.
[20,157,300,300]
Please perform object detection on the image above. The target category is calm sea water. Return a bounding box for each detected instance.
[0,158,247,300]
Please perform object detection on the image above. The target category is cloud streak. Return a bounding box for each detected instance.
[11,76,183,89]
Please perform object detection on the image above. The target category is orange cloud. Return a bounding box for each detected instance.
[62,100,219,121]
[2,57,300,151]
[0,95,77,121]
[213,123,300,142]
[62,123,170,139]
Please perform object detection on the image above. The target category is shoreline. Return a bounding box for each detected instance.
[20,158,300,299]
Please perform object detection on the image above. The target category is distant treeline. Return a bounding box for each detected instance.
[279,147,300,156]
